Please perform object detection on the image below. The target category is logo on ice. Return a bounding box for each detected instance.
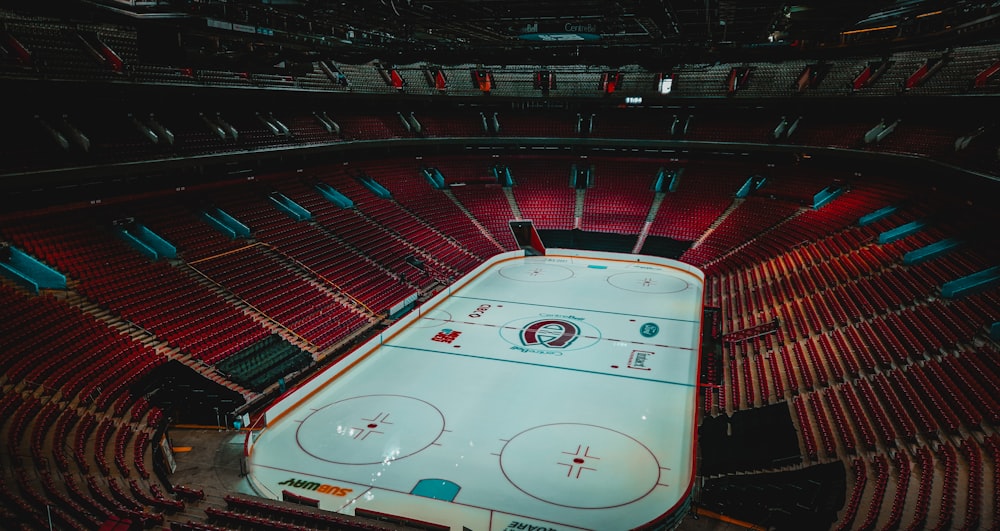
[519,319,581,349]
[276,478,353,497]
[431,329,462,344]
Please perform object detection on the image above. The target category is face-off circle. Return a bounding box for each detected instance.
[499,423,661,509]
[295,395,445,465]
[607,272,689,294]
[498,264,574,283]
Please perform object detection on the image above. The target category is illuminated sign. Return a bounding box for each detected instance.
[518,33,601,41]
[658,77,673,94]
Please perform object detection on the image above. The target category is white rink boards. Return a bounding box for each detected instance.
[246,250,704,530]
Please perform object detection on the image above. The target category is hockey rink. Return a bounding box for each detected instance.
[245,250,703,531]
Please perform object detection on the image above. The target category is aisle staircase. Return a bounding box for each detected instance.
[632,192,667,254]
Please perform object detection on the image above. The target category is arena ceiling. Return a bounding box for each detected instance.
[47,0,1000,65]
[208,0,972,50]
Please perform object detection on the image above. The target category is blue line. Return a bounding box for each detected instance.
[380,344,698,388]
[449,295,700,323]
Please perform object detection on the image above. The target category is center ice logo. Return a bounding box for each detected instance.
[520,319,581,349]
[500,315,601,353]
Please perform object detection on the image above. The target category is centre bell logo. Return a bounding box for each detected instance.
[501,316,600,352]
[520,319,581,349]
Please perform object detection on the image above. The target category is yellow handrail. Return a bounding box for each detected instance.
[187,243,264,265]
[189,242,374,315]
[693,507,768,531]
[259,242,375,316]
[185,257,315,349]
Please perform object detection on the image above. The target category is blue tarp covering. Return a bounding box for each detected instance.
[654,168,681,193]
[118,223,177,259]
[0,246,66,291]
[269,193,312,221]
[202,211,238,239]
[211,208,251,237]
[859,205,897,226]
[121,231,160,260]
[667,168,682,192]
[432,168,446,187]
[903,239,962,265]
[736,177,753,198]
[134,224,177,259]
[502,166,514,187]
[813,185,844,210]
[422,168,445,189]
[359,175,392,198]
[315,183,354,208]
[736,175,765,198]
[0,263,43,292]
[940,266,1000,299]
[878,220,926,244]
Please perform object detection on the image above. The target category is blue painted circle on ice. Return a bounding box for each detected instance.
[640,322,660,338]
